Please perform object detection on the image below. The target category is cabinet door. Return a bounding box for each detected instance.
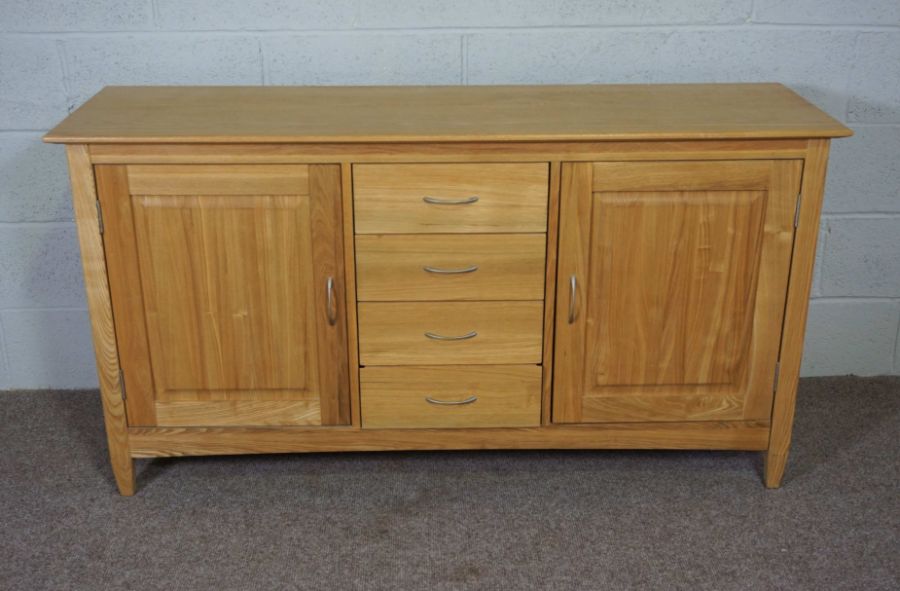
[553,160,801,423]
[97,164,350,427]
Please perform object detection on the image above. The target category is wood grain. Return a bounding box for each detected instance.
[101,164,350,428]
[358,301,544,365]
[766,139,831,488]
[131,194,318,398]
[155,400,320,427]
[66,145,135,496]
[582,395,745,423]
[360,365,541,428]
[554,160,800,424]
[743,160,804,419]
[541,162,561,425]
[552,163,593,423]
[341,162,362,428]
[87,139,811,165]
[128,421,772,457]
[354,163,549,234]
[355,233,546,301]
[588,190,766,391]
[44,84,851,144]
[96,165,156,426]
[309,165,352,425]
[592,160,772,191]
[127,164,309,195]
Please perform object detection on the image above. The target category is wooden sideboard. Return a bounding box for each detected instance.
[45,84,851,495]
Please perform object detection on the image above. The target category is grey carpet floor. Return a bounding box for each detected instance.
[1,376,898,590]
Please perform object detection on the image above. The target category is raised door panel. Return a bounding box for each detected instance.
[98,164,350,427]
[553,160,801,423]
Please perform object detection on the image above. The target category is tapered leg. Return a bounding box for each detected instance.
[67,145,136,496]
[106,428,135,496]
[766,139,831,490]
[764,450,788,489]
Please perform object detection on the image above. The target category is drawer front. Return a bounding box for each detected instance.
[358,301,543,365]
[356,234,546,301]
[353,163,549,234]
[361,365,542,428]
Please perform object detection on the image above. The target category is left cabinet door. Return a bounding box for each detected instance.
[96,164,350,427]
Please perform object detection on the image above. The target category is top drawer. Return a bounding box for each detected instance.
[353,163,549,234]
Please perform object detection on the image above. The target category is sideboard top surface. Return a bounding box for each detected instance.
[44,83,851,145]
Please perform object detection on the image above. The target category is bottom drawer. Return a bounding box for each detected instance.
[361,365,542,429]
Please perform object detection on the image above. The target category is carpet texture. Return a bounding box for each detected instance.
[1,376,898,590]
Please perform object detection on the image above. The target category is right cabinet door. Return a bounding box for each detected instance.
[553,160,802,423]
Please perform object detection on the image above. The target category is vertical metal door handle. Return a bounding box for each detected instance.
[568,275,577,324]
[326,276,337,326]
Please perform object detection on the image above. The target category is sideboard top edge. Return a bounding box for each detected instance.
[44,83,853,145]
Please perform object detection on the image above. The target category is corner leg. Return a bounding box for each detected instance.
[110,447,135,496]
[763,139,830,490]
[101,393,135,496]
[105,430,135,496]
[67,145,136,496]
[764,449,788,489]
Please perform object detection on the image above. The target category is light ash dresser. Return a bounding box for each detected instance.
[45,84,851,495]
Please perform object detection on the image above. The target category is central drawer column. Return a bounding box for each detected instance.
[353,163,550,429]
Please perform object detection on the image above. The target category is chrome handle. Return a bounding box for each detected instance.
[424,330,478,341]
[422,195,479,205]
[425,395,478,406]
[326,276,337,326]
[568,274,577,324]
[423,264,479,275]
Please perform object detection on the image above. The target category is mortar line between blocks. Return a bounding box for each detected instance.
[53,39,72,108]
[2,24,900,37]
[821,212,900,219]
[0,314,10,384]
[0,307,89,313]
[460,35,467,85]
[257,38,266,85]
[844,31,863,121]
[0,221,75,227]
[809,297,900,303]
[0,129,54,135]
[813,223,828,297]
[150,0,160,28]
[893,303,900,374]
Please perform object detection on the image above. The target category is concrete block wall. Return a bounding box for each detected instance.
[0,1,898,388]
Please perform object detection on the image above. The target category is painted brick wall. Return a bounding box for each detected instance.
[0,1,898,388]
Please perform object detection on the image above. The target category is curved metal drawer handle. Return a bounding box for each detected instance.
[422,195,479,205]
[425,395,478,406]
[423,264,479,275]
[424,330,478,341]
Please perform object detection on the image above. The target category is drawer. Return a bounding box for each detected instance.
[361,365,542,428]
[356,234,546,301]
[358,301,544,365]
[353,163,549,234]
